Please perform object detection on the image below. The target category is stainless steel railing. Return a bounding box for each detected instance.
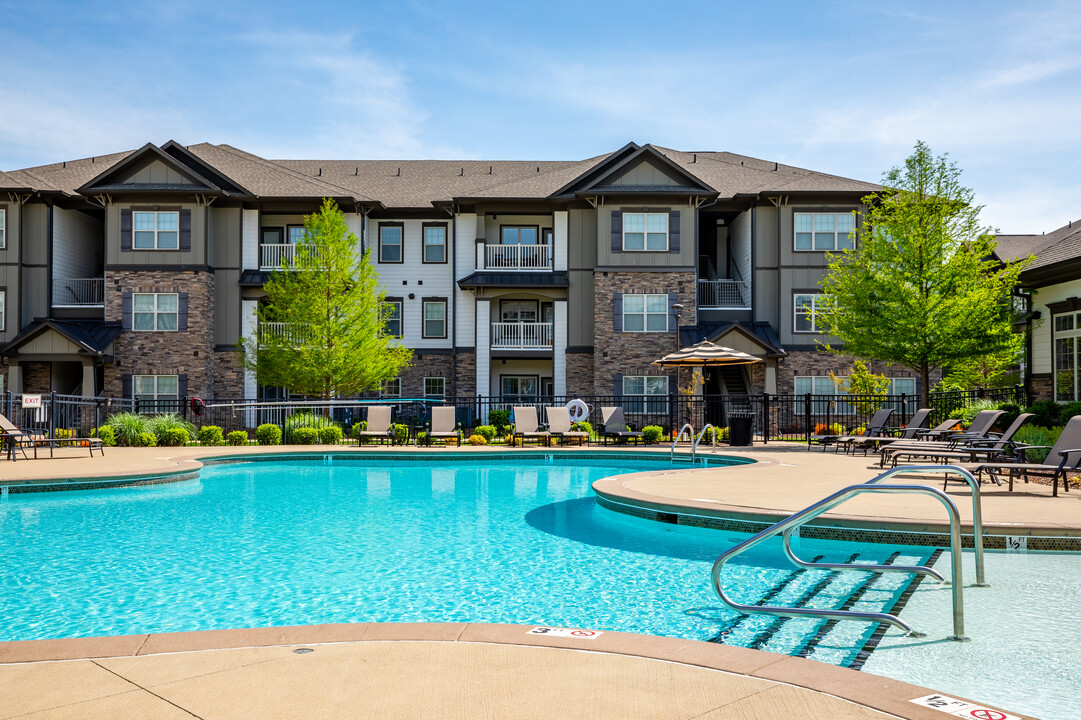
[671,423,694,462]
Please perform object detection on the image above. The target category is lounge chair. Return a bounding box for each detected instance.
[545,406,589,446]
[512,406,550,447]
[357,406,395,445]
[0,413,103,461]
[600,407,643,445]
[968,415,1081,497]
[885,413,1032,468]
[425,406,461,446]
[849,408,933,454]
[832,408,894,455]
[878,411,1004,464]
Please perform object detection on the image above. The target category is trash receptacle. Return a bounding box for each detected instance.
[728,412,754,446]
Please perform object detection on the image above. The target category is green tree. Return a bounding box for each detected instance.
[829,360,890,414]
[239,199,412,401]
[818,142,1028,407]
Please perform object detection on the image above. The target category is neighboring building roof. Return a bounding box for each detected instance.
[996,220,1081,267]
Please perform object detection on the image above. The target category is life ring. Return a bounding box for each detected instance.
[566,399,589,423]
[190,397,206,417]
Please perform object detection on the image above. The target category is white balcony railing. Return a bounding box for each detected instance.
[52,277,104,306]
[491,322,554,348]
[485,244,552,270]
[258,322,312,346]
[698,279,751,309]
[261,243,295,269]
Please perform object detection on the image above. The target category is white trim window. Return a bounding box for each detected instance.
[424,377,445,399]
[133,293,178,331]
[383,300,402,338]
[623,212,668,251]
[0,208,5,249]
[1054,312,1081,401]
[501,375,537,398]
[422,300,446,338]
[794,294,826,333]
[622,375,669,414]
[794,212,855,251]
[623,293,668,332]
[134,375,178,403]
[133,211,179,249]
[381,377,401,398]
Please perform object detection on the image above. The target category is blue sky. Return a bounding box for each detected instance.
[1,0,1078,233]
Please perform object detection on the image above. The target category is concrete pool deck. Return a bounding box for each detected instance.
[0,442,1058,719]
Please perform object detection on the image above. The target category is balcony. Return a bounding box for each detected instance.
[258,322,312,346]
[491,322,553,348]
[698,279,751,309]
[52,278,104,307]
[484,244,552,270]
[260,244,324,270]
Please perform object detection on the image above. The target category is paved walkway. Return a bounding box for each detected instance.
[0,442,1055,719]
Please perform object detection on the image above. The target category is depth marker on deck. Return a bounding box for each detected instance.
[527,627,602,639]
[910,694,1021,720]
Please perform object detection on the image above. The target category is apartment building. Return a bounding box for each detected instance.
[0,140,925,407]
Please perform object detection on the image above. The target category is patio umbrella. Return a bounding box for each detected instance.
[652,340,762,367]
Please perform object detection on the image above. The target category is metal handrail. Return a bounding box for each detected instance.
[671,423,694,462]
[711,481,974,641]
[692,423,717,463]
[781,465,986,586]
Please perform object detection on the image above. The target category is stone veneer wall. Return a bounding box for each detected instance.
[21,362,51,393]
[453,351,476,398]
[566,352,595,397]
[212,351,245,399]
[592,271,695,394]
[398,352,460,398]
[1030,374,1052,402]
[777,351,940,395]
[103,270,215,398]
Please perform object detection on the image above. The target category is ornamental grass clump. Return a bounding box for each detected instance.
[105,412,149,447]
[147,414,195,445]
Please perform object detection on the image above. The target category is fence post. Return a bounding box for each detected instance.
[49,391,57,438]
[762,392,770,445]
[900,393,908,427]
[804,392,812,442]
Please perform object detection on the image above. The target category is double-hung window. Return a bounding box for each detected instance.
[623,294,668,332]
[133,293,178,331]
[287,225,305,244]
[623,212,668,251]
[794,294,826,333]
[381,377,401,398]
[622,376,669,414]
[422,299,447,338]
[379,224,403,263]
[133,211,179,249]
[423,224,447,263]
[424,377,446,399]
[1054,312,1081,401]
[501,376,537,399]
[383,299,402,338]
[794,212,855,251]
[134,375,178,407]
[0,208,5,249]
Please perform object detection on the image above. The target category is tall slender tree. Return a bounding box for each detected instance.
[239,199,412,400]
[817,142,1028,407]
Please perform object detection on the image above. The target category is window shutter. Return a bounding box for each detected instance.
[120,209,132,252]
[613,293,623,333]
[668,292,678,332]
[122,374,132,399]
[613,374,623,398]
[177,293,189,331]
[178,374,188,400]
[669,210,680,253]
[610,210,622,253]
[668,375,677,395]
[179,209,192,252]
[121,291,132,331]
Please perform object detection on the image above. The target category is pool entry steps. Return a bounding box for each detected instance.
[711,466,987,642]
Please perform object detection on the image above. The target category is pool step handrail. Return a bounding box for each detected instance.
[671,423,695,462]
[711,479,976,641]
[691,424,717,463]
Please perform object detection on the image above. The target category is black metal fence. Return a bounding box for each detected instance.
[3,385,1029,445]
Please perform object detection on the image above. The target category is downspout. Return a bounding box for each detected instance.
[750,206,757,326]
[46,201,53,317]
[450,202,457,396]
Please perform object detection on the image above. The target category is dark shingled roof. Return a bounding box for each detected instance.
[995,220,1081,271]
[1,320,121,356]
[457,271,570,290]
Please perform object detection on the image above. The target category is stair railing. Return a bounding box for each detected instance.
[670,423,694,462]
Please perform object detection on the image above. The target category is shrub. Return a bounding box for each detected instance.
[814,422,844,436]
[416,431,429,445]
[198,425,224,446]
[226,430,249,446]
[503,433,515,445]
[53,428,76,447]
[158,428,190,447]
[642,425,664,444]
[134,431,158,447]
[93,425,117,447]
[700,426,730,443]
[571,420,594,438]
[284,412,333,443]
[468,434,487,446]
[289,427,318,444]
[319,426,343,445]
[473,425,497,442]
[1026,400,1061,429]
[392,423,409,444]
[1013,425,1063,463]
[956,399,1000,424]
[256,423,282,445]
[997,403,1021,431]
[488,409,511,432]
[105,412,149,446]
[1059,401,1081,424]
[146,414,195,443]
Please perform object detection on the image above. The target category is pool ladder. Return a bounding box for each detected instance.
[670,424,717,464]
[711,466,987,641]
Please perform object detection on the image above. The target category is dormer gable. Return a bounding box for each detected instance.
[552,143,715,199]
[77,141,243,197]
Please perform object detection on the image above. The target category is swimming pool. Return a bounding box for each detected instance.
[0,454,1068,718]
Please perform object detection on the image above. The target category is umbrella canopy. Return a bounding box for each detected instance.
[652,340,763,367]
